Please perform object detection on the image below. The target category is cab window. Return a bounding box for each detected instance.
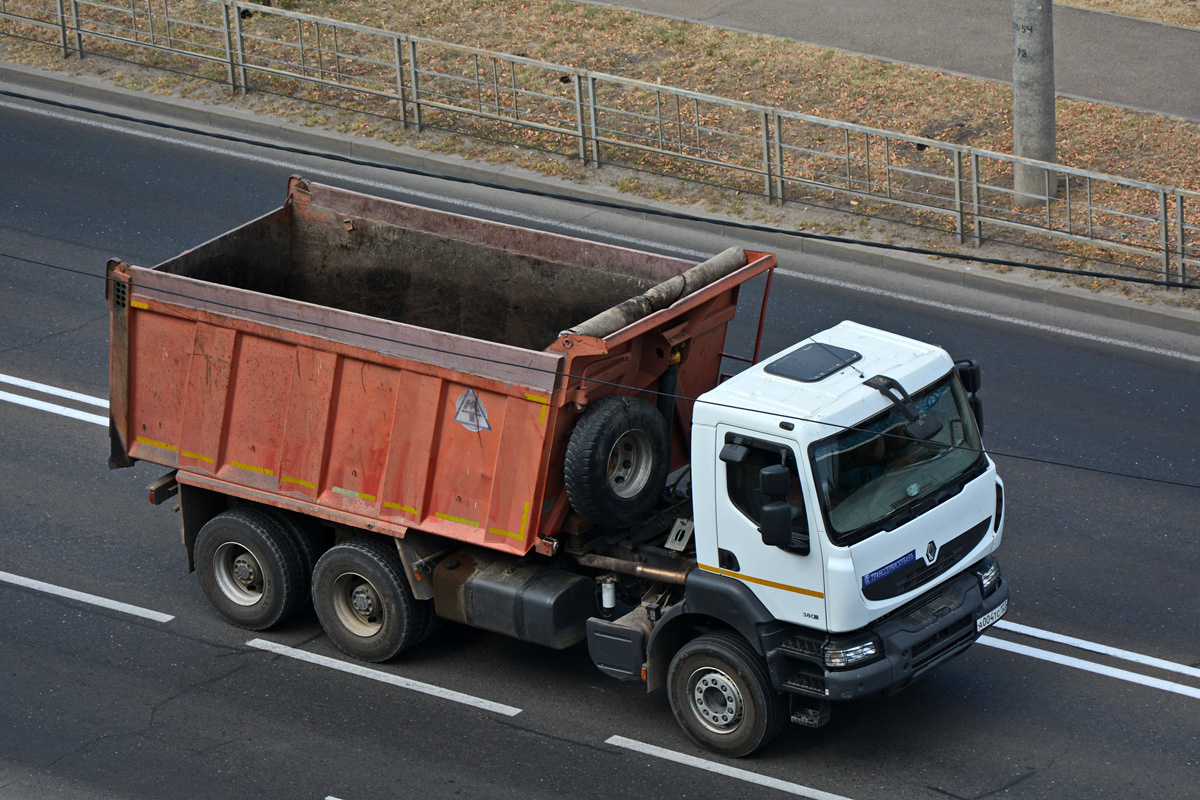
[721,437,807,534]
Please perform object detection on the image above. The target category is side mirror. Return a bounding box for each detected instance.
[759,464,790,499]
[955,359,982,394]
[759,501,810,555]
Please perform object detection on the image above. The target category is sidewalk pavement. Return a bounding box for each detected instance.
[584,0,1200,121]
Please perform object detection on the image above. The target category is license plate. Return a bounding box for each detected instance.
[977,598,1008,632]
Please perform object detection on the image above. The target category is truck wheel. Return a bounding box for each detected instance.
[565,395,669,527]
[195,507,307,630]
[312,537,432,662]
[667,631,786,757]
[259,508,330,585]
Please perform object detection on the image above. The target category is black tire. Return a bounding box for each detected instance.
[259,508,330,585]
[667,632,787,757]
[312,537,433,662]
[194,507,307,630]
[564,395,669,527]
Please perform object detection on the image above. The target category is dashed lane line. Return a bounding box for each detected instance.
[994,619,1200,680]
[0,389,108,426]
[246,638,523,717]
[0,372,109,407]
[0,570,174,623]
[606,736,857,799]
[978,636,1200,700]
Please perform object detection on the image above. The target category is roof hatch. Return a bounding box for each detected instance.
[764,342,862,383]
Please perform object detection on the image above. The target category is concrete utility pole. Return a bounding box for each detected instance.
[1012,0,1056,206]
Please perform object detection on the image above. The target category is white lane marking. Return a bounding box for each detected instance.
[978,636,1200,700]
[5,99,1197,362]
[246,638,523,716]
[0,372,109,407]
[606,736,856,799]
[0,569,175,622]
[776,269,1200,364]
[0,389,108,426]
[995,620,1200,680]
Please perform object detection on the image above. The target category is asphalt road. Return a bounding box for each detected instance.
[1,89,1199,800]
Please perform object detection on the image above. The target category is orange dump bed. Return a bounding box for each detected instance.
[108,178,774,555]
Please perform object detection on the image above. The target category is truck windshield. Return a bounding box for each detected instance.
[811,372,983,546]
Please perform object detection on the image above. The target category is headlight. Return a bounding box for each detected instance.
[824,637,880,668]
[973,557,1000,596]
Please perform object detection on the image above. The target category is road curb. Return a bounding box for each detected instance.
[3,61,1198,338]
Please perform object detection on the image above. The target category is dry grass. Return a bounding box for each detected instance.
[252,0,1200,190]
[1,0,1198,307]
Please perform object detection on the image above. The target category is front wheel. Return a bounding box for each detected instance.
[667,632,786,757]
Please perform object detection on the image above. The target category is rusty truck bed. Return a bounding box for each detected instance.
[108,178,775,555]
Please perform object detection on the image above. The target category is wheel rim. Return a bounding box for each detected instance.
[687,667,745,734]
[606,428,654,499]
[213,542,264,607]
[331,572,383,637]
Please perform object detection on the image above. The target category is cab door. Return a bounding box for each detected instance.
[711,427,826,627]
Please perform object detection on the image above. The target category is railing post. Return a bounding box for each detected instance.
[473,54,482,112]
[407,39,422,132]
[587,75,600,167]
[69,0,83,57]
[221,0,237,92]
[655,91,664,151]
[773,114,785,205]
[761,111,772,203]
[1177,191,1188,286]
[954,150,965,244]
[885,137,893,198]
[331,25,340,83]
[574,74,587,162]
[1086,177,1095,240]
[56,0,68,57]
[843,128,852,189]
[1065,173,1073,236]
[509,60,519,119]
[971,153,982,247]
[165,0,174,51]
[233,0,247,93]
[296,19,305,77]
[1160,189,1171,282]
[393,36,408,129]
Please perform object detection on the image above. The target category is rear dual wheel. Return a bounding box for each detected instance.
[311,537,434,662]
[194,507,308,630]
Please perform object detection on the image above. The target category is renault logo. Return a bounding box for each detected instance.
[925,541,938,563]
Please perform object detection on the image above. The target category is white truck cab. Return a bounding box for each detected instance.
[652,321,1008,748]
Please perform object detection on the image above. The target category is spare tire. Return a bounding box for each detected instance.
[565,395,670,527]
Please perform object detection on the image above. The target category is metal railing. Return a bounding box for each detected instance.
[3,0,1197,286]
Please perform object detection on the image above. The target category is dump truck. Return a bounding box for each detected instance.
[107,177,1008,756]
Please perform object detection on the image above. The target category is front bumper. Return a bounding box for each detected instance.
[770,569,1009,703]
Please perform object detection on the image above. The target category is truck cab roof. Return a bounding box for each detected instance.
[696,321,954,438]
